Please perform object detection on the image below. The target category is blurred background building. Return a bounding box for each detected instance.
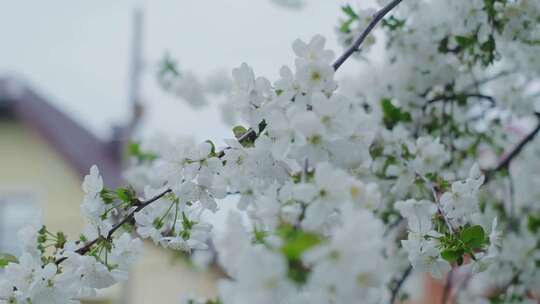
[0,77,220,303]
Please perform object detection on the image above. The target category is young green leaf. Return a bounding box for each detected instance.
[280,228,322,261]
[0,253,18,268]
[460,225,486,250]
[232,125,248,139]
[116,188,131,203]
[441,248,462,263]
[341,5,358,19]
[380,98,412,129]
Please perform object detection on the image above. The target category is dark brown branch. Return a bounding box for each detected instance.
[106,188,172,238]
[389,265,413,304]
[217,128,258,157]
[56,188,172,264]
[426,93,495,106]
[489,270,522,299]
[486,112,540,181]
[462,70,515,92]
[332,0,404,71]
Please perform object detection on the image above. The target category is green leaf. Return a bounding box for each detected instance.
[128,142,157,162]
[380,98,412,129]
[455,35,476,49]
[182,212,195,230]
[232,125,258,148]
[280,228,322,261]
[460,225,486,249]
[341,5,358,19]
[480,35,496,53]
[381,16,406,31]
[339,5,359,34]
[205,140,216,157]
[441,249,462,263]
[0,253,18,268]
[157,53,181,89]
[340,19,356,33]
[232,126,248,139]
[100,188,116,204]
[128,142,139,154]
[527,214,540,233]
[253,229,269,244]
[116,188,131,203]
[480,35,496,65]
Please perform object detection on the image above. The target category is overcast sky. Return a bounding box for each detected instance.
[0,0,369,145]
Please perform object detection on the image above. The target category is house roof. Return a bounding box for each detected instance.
[0,77,124,187]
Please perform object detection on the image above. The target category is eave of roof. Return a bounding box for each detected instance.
[0,77,123,187]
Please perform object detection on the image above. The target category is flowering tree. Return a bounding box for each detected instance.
[2,0,540,303]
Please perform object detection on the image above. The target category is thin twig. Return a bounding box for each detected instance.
[462,70,514,92]
[507,172,515,228]
[333,0,404,71]
[389,265,413,304]
[485,112,540,182]
[491,270,521,299]
[106,188,172,238]
[426,93,495,106]
[418,174,454,234]
[383,218,405,237]
[56,188,172,264]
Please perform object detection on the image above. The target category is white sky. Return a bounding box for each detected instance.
[0,0,367,145]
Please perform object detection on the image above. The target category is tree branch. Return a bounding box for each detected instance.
[486,112,540,181]
[56,188,172,264]
[426,93,495,106]
[462,70,515,92]
[417,173,455,234]
[333,0,404,71]
[217,124,262,157]
[389,265,413,304]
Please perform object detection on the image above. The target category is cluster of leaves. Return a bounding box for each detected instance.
[438,225,488,265]
[381,16,406,31]
[99,186,139,220]
[339,5,359,34]
[380,98,412,129]
[439,33,498,67]
[483,0,507,32]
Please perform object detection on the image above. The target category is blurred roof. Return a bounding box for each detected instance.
[0,77,123,187]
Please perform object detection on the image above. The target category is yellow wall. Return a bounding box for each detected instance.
[0,119,219,303]
[128,244,220,303]
[0,119,84,234]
